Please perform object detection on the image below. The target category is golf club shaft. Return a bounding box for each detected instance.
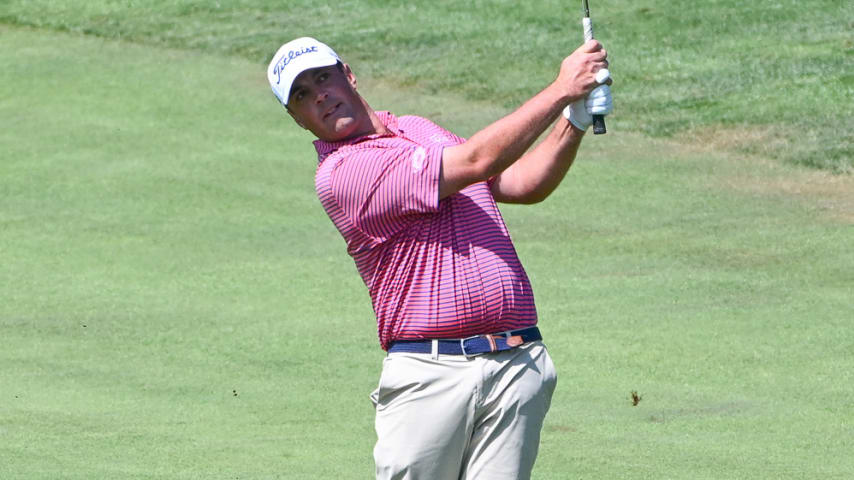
[582,0,607,134]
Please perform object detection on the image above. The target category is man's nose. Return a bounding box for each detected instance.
[314,90,328,104]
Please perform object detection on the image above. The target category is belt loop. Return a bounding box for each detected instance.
[431,339,439,360]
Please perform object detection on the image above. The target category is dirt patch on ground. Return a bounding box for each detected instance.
[673,125,854,224]
[675,124,793,159]
[719,166,854,224]
[740,172,854,223]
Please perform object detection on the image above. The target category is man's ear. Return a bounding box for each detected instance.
[342,63,357,89]
[287,107,307,129]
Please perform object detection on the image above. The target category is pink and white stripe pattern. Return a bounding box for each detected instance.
[314,112,537,350]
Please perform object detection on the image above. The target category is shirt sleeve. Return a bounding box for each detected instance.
[329,143,443,241]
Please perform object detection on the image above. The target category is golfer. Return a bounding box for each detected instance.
[267,37,612,479]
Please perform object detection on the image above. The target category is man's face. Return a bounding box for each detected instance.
[287,64,369,142]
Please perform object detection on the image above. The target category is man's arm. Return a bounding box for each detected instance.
[489,117,585,204]
[439,40,608,200]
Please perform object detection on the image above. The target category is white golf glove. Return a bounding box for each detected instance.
[563,69,613,131]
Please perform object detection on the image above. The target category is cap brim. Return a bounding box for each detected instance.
[280,56,339,106]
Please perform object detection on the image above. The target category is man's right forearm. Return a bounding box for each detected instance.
[465,83,569,179]
[439,83,569,199]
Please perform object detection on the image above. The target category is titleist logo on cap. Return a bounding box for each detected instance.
[272,46,319,84]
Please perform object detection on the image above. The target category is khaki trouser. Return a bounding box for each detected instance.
[371,340,557,480]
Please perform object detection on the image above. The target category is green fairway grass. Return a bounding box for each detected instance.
[0,26,375,479]
[1,3,853,479]
[1,0,851,172]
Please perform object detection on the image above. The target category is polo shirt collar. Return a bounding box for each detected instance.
[314,111,400,163]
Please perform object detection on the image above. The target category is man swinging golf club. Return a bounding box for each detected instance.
[268,33,612,479]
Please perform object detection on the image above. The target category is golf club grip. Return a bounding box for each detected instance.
[592,114,606,134]
[582,16,607,135]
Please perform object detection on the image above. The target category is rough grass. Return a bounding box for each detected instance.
[0,0,851,172]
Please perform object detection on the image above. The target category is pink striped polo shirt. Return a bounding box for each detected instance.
[314,111,537,350]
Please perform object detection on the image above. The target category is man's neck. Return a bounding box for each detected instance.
[352,97,390,140]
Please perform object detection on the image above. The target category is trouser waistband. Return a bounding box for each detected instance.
[387,326,541,356]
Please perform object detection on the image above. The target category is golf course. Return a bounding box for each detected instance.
[1,1,851,478]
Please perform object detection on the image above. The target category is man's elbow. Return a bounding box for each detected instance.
[466,150,503,183]
[495,189,551,205]
[518,191,551,205]
[443,145,495,188]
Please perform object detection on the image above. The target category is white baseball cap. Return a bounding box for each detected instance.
[267,37,341,106]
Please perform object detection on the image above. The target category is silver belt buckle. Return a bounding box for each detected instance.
[459,334,483,357]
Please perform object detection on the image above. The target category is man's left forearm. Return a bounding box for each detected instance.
[490,116,585,204]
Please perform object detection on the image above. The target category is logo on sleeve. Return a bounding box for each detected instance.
[429,134,451,144]
[411,147,426,173]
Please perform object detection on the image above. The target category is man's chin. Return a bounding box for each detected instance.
[311,114,371,143]
[329,117,361,141]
